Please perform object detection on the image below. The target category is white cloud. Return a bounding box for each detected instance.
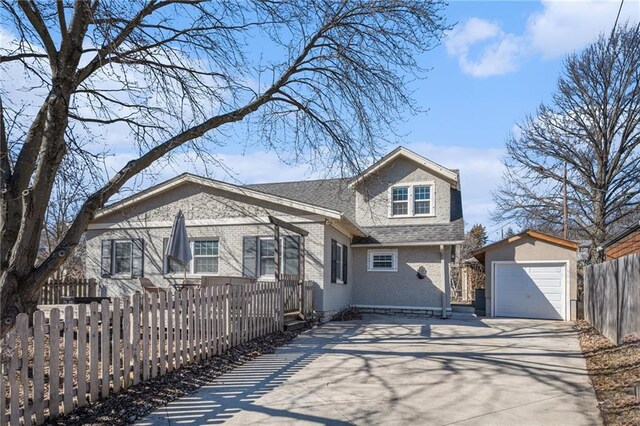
[445,18,525,77]
[446,18,501,56]
[528,0,640,58]
[446,0,640,77]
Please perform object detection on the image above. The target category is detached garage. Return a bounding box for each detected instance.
[472,230,578,321]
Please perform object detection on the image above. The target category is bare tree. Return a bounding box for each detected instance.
[492,23,640,260]
[0,1,449,335]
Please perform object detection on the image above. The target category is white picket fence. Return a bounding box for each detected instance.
[0,281,287,426]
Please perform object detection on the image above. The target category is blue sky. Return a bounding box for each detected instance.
[175,0,637,242]
[2,0,639,242]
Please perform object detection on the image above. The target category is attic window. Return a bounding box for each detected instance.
[390,183,435,217]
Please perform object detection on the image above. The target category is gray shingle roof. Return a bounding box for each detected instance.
[246,178,356,220]
[248,178,464,245]
[352,219,464,245]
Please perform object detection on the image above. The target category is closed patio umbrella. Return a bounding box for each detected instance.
[165,209,192,285]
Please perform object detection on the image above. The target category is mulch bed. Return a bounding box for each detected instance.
[576,320,640,425]
[47,330,301,426]
[330,307,362,322]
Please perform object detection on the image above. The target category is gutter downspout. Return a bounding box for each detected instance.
[440,244,448,319]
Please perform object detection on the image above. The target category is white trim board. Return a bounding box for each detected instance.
[490,260,570,321]
[349,147,458,188]
[351,241,463,248]
[88,215,325,230]
[95,173,343,220]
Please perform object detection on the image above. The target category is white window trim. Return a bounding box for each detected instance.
[257,236,300,280]
[367,249,398,272]
[388,181,435,218]
[336,243,345,284]
[113,240,134,277]
[164,238,220,277]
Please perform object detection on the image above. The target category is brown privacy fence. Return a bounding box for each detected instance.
[584,253,640,344]
[1,280,314,426]
[39,279,98,305]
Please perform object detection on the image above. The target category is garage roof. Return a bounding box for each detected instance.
[472,230,578,265]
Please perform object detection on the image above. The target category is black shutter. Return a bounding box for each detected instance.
[342,246,348,285]
[330,239,337,283]
[101,240,112,277]
[132,239,144,278]
[243,236,258,278]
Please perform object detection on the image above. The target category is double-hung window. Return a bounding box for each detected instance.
[164,239,219,275]
[259,238,276,276]
[114,240,133,275]
[413,185,432,215]
[242,236,301,279]
[193,240,219,274]
[330,239,348,284]
[390,183,434,217]
[391,187,409,216]
[101,239,145,278]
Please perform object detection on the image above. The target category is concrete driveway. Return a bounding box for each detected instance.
[139,315,601,425]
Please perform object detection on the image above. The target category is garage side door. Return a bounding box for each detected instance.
[494,263,565,320]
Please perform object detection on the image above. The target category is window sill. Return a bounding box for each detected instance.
[388,214,435,219]
[367,269,398,273]
[163,273,219,278]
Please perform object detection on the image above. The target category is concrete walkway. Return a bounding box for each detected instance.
[138,315,601,425]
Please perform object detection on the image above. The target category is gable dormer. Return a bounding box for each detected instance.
[350,147,460,227]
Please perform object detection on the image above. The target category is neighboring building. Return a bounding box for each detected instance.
[472,230,578,321]
[602,221,640,260]
[85,147,464,318]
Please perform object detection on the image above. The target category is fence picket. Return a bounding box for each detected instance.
[182,289,188,365]
[194,288,201,362]
[112,298,121,393]
[89,303,99,403]
[63,306,74,414]
[8,332,18,425]
[132,293,141,385]
[174,290,182,369]
[122,297,131,389]
[166,291,173,373]
[76,304,87,407]
[33,311,45,423]
[142,294,150,382]
[159,291,167,376]
[101,300,110,398]
[49,308,61,417]
[151,292,158,379]
[17,314,32,425]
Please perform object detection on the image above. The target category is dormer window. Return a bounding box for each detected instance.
[391,187,409,216]
[389,182,434,217]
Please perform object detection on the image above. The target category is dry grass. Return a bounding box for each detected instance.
[576,320,640,425]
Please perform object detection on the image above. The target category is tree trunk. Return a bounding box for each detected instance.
[0,271,39,337]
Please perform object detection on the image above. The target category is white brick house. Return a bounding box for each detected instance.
[85,146,464,318]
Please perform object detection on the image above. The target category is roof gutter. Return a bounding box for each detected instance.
[351,240,464,248]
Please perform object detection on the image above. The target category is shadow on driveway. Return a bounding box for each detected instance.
[138,315,601,425]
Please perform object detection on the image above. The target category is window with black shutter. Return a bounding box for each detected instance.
[330,239,348,284]
[100,238,145,278]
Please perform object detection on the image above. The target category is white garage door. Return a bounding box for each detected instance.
[494,263,566,320]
